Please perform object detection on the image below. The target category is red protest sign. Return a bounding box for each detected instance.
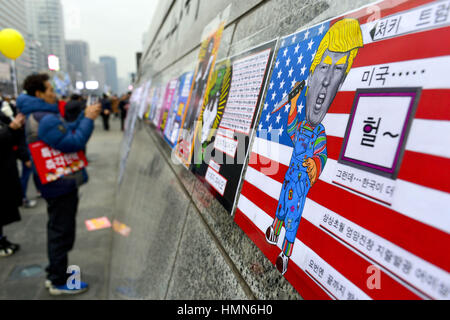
[28,141,88,185]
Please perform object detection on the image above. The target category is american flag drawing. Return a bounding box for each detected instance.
[235,0,450,300]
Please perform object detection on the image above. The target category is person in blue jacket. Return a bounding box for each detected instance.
[17,74,101,296]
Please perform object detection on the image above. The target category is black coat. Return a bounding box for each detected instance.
[65,100,85,123]
[0,111,30,164]
[101,98,112,112]
[0,118,22,227]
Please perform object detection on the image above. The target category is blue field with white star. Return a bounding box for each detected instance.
[257,22,330,147]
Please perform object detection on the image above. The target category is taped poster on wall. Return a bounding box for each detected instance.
[191,59,232,169]
[149,86,164,129]
[159,78,179,133]
[144,87,156,121]
[138,80,152,119]
[164,71,195,148]
[234,0,450,300]
[174,8,228,167]
[191,40,278,212]
[118,83,143,185]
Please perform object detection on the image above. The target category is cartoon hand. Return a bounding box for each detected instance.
[303,158,318,186]
[291,82,302,104]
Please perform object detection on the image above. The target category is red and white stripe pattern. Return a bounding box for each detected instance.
[235,0,450,300]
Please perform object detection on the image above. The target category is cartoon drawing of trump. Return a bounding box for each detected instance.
[265,19,364,275]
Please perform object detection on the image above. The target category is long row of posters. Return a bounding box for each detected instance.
[129,0,450,300]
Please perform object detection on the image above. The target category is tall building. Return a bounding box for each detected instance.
[27,38,47,75]
[0,0,31,93]
[25,0,49,74]
[88,61,106,93]
[26,0,67,71]
[65,40,90,83]
[99,56,118,94]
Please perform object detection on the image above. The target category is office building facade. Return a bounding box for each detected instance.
[0,0,30,93]
[66,40,90,83]
[99,56,118,94]
[26,0,67,72]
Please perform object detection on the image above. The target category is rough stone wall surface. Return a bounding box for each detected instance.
[111,0,376,300]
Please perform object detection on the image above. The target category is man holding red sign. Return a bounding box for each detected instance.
[17,74,101,296]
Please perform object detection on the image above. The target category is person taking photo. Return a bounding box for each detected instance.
[17,74,101,296]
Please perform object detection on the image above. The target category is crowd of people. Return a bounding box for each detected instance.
[0,73,132,296]
[56,91,132,131]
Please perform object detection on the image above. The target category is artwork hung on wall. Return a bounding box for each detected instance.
[159,78,179,133]
[174,14,227,168]
[191,39,278,213]
[164,71,195,148]
[118,85,144,185]
[143,86,155,121]
[234,0,450,300]
[149,86,164,129]
[138,80,152,119]
[191,59,232,173]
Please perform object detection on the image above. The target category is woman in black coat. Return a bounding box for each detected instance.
[0,112,24,257]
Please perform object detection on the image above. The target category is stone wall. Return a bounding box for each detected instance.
[110,0,376,300]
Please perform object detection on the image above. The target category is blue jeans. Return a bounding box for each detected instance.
[20,162,32,200]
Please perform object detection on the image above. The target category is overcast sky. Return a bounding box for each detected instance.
[61,0,160,80]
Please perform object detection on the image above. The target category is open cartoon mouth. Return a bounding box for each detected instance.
[315,93,326,110]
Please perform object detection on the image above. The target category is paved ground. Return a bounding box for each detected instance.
[0,116,122,300]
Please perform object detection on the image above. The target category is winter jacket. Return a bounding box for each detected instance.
[0,117,22,226]
[16,94,95,199]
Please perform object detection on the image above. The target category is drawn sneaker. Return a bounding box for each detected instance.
[276,252,289,276]
[265,226,278,245]
[0,237,20,257]
[49,281,89,296]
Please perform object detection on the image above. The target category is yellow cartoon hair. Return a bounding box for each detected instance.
[310,19,364,75]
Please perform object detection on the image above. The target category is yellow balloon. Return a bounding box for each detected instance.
[0,28,26,60]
